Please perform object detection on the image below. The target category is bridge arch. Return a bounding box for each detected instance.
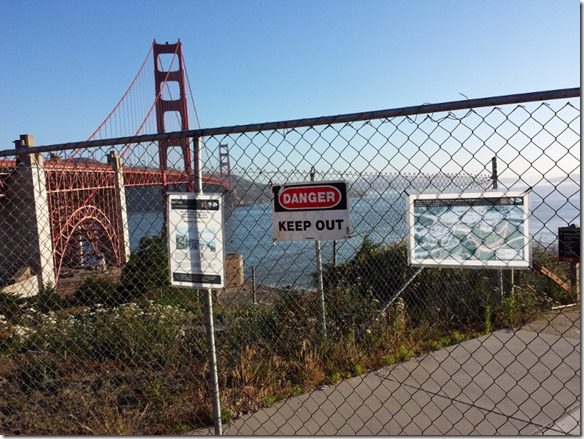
[52,205,123,282]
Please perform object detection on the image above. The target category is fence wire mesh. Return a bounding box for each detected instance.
[0,90,580,435]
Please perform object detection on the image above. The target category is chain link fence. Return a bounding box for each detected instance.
[0,89,580,434]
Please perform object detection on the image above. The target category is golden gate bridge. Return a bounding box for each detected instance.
[0,40,232,290]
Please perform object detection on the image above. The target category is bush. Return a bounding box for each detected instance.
[322,238,414,303]
[321,237,569,336]
[323,238,505,334]
[34,283,63,313]
[0,291,22,321]
[269,293,321,352]
[119,235,169,301]
[408,268,502,333]
[74,278,118,306]
[324,285,377,337]
[527,244,577,305]
[14,301,202,368]
[503,284,551,327]
[219,303,274,351]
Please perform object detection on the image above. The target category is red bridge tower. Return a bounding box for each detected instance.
[153,40,193,191]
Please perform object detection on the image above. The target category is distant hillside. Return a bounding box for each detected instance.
[126,172,456,213]
[125,175,271,213]
[229,175,272,206]
[354,172,492,194]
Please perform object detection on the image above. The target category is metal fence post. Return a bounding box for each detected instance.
[205,287,222,435]
[310,167,327,339]
[492,156,506,297]
[251,265,257,305]
[195,135,222,435]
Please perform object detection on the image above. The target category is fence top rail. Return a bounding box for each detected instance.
[1,87,579,157]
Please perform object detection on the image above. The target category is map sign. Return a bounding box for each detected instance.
[407,191,530,268]
[167,193,224,288]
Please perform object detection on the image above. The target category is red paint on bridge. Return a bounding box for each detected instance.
[0,158,231,283]
[0,159,230,188]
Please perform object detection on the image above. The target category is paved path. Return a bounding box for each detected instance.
[202,328,580,435]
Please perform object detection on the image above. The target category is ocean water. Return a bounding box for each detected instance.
[128,184,580,288]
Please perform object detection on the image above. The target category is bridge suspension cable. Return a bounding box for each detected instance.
[87,45,153,142]
[66,46,154,162]
[119,43,181,158]
[182,52,201,130]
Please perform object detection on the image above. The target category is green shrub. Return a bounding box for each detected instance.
[527,244,577,305]
[397,345,414,361]
[503,285,550,327]
[86,302,197,366]
[323,238,504,334]
[382,344,414,365]
[16,352,62,391]
[328,371,343,383]
[219,304,274,352]
[0,291,22,321]
[324,285,376,337]
[322,238,414,304]
[34,283,63,313]
[429,337,450,351]
[74,278,118,306]
[119,235,169,301]
[152,287,204,315]
[269,293,321,353]
[13,301,201,368]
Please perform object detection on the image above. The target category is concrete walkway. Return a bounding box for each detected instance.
[208,328,580,435]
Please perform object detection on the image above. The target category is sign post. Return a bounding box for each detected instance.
[168,136,223,435]
[272,177,351,339]
[167,191,224,435]
[310,169,327,339]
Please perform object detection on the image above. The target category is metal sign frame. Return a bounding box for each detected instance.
[407,191,530,269]
[167,192,225,288]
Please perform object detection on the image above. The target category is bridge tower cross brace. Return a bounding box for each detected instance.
[153,40,193,191]
[219,143,231,188]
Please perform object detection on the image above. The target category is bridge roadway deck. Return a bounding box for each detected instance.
[0,159,229,188]
[196,318,580,435]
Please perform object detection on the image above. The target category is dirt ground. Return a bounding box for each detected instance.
[522,306,580,339]
[218,282,310,306]
[56,267,123,298]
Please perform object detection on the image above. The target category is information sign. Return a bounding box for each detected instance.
[558,225,580,263]
[272,181,351,241]
[407,191,530,268]
[167,193,224,288]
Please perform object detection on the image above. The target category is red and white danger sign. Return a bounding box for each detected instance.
[272,181,352,241]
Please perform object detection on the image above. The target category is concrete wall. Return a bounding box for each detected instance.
[0,135,54,295]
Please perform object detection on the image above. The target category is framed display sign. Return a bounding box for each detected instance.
[407,191,530,269]
[167,193,224,288]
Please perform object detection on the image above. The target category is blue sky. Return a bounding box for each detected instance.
[0,0,579,149]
